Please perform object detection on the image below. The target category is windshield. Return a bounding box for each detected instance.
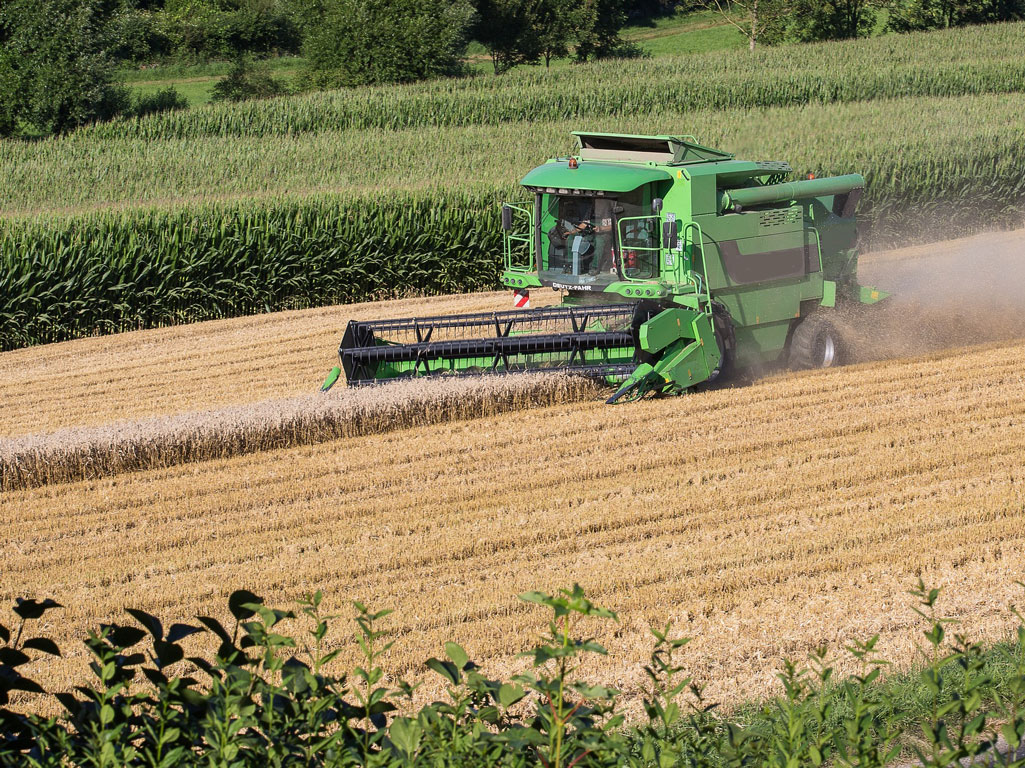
[542,196,617,288]
[537,187,658,290]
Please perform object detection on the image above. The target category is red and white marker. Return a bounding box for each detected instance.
[513,288,530,308]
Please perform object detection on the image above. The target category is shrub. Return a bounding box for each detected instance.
[106,8,174,63]
[211,58,288,102]
[159,1,301,61]
[134,86,190,118]
[302,0,476,87]
[0,0,133,135]
[0,582,1023,766]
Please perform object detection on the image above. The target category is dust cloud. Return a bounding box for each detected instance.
[848,229,1025,361]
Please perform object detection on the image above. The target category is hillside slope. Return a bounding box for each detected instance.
[3,268,1025,714]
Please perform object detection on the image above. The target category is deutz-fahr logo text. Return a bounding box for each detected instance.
[551,282,592,291]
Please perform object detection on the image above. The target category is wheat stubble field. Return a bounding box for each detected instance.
[2,229,1025,713]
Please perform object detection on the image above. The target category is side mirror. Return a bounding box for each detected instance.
[501,205,513,232]
[652,198,664,214]
[662,220,679,251]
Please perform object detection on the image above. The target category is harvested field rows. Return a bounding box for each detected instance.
[0,290,556,438]
[3,337,1024,713]
[0,374,599,492]
[2,228,1024,716]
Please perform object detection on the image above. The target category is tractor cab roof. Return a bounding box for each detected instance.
[573,132,734,165]
[520,161,672,193]
[520,132,794,194]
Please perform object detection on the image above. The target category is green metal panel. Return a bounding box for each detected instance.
[718,277,818,328]
[733,322,794,367]
[821,280,837,308]
[500,270,542,288]
[681,165,721,216]
[606,307,720,402]
[859,285,891,304]
[520,161,672,193]
[689,223,824,334]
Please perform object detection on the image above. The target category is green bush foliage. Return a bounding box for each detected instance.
[159,0,302,61]
[106,8,175,62]
[0,0,133,136]
[301,0,476,87]
[886,0,1025,32]
[785,0,876,41]
[211,58,289,101]
[1,582,1024,766]
[133,86,191,118]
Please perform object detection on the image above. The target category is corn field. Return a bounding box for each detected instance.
[3,90,1025,350]
[5,92,1025,218]
[0,194,505,349]
[78,22,1025,139]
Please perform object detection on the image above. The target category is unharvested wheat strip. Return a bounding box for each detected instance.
[0,373,600,492]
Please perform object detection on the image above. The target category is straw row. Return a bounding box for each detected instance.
[0,373,600,492]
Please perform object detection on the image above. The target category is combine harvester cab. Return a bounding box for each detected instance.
[322,132,889,402]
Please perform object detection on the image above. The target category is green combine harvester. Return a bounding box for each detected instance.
[322,132,888,403]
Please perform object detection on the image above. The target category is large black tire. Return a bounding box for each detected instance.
[789,313,846,370]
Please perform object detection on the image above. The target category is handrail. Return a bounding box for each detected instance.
[616,214,661,283]
[681,221,712,310]
[808,225,823,274]
[502,202,535,272]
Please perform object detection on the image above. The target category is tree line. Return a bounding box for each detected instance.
[698,0,1025,50]
[1,0,1023,137]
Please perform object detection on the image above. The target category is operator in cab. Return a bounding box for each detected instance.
[555,198,616,277]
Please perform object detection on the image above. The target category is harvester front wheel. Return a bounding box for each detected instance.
[789,313,845,370]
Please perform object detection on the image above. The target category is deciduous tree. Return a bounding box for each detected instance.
[574,0,637,60]
[697,0,788,49]
[474,0,542,73]
[0,0,131,136]
[786,0,877,40]
[886,0,1025,31]
[528,0,576,67]
[303,0,476,86]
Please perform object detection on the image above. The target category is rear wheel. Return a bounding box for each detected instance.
[789,313,845,370]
